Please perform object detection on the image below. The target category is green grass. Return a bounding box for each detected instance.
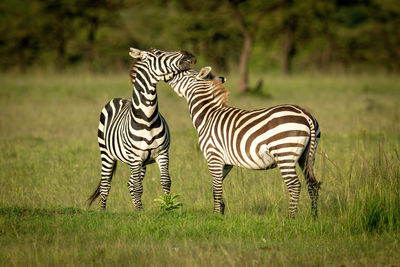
[1,207,398,266]
[0,71,399,266]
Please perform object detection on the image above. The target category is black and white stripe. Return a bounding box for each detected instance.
[88,48,196,210]
[168,67,321,218]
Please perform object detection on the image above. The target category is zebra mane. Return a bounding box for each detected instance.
[209,78,230,105]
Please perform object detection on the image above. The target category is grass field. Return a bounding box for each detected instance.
[0,71,399,266]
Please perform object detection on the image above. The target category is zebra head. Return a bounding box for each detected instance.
[129,48,196,82]
[196,66,226,83]
[169,66,226,98]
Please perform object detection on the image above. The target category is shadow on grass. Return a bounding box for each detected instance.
[0,206,83,216]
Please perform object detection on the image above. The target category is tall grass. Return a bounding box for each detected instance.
[0,72,399,266]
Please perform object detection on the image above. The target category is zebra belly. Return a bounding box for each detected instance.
[104,138,166,164]
[223,150,277,170]
[258,145,277,169]
[124,133,168,163]
[221,132,310,170]
[130,140,166,162]
[205,138,277,170]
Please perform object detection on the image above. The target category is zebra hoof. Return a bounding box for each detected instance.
[134,207,144,211]
[220,202,225,215]
[213,203,225,215]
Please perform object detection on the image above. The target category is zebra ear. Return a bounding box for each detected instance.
[196,66,212,80]
[129,48,147,60]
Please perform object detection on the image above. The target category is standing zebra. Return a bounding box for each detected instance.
[88,48,196,210]
[168,66,321,218]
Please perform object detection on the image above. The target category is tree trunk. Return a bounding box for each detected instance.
[54,19,66,70]
[87,16,99,66]
[56,36,66,70]
[281,27,295,75]
[239,34,252,94]
[223,0,281,93]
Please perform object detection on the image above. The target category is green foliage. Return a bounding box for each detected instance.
[1,0,399,72]
[362,197,390,233]
[154,194,183,211]
[359,192,400,233]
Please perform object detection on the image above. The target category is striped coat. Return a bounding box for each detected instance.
[88,48,196,210]
[169,67,321,218]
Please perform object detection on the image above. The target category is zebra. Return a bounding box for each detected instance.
[88,48,196,210]
[168,66,321,218]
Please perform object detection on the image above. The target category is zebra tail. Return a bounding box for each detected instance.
[305,117,320,190]
[87,162,118,206]
[87,182,101,206]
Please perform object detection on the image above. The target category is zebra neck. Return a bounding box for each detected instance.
[187,91,221,134]
[130,68,160,123]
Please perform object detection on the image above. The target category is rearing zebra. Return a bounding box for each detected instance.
[88,48,196,210]
[168,66,321,218]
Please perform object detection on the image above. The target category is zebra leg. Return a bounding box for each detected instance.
[140,165,146,182]
[218,165,233,213]
[222,165,233,181]
[308,182,319,219]
[208,161,225,214]
[299,157,320,219]
[127,161,144,210]
[99,153,117,210]
[156,153,171,194]
[279,165,301,218]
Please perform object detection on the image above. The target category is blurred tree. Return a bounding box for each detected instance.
[41,0,81,69]
[278,0,334,74]
[0,0,44,71]
[0,0,125,71]
[41,0,125,70]
[222,0,283,93]
[168,0,240,72]
[303,0,337,70]
[326,0,400,71]
[78,0,125,69]
[0,0,399,75]
[366,0,400,70]
[279,0,297,75]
